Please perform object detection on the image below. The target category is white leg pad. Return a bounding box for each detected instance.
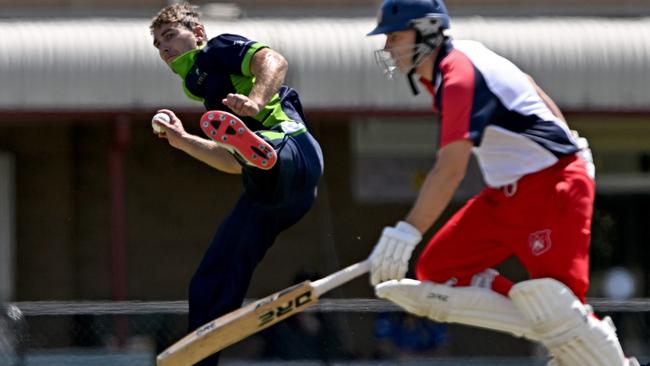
[509,278,631,366]
[375,279,540,341]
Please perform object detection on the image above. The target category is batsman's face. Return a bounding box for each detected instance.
[383,30,417,72]
[153,23,205,67]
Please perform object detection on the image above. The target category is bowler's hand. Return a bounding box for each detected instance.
[154,109,188,149]
[222,93,261,117]
[369,221,422,286]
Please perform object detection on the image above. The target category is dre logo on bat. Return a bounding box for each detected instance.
[257,290,313,327]
[254,283,301,311]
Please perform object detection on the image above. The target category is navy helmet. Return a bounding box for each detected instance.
[367,0,450,36]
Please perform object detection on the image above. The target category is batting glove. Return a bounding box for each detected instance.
[369,221,422,286]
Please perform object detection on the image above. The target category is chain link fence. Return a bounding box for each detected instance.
[0,299,648,366]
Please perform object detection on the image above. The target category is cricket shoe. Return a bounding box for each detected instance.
[200,110,277,170]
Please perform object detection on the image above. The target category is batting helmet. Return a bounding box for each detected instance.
[367,0,450,36]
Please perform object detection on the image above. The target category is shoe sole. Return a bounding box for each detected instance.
[200,110,277,170]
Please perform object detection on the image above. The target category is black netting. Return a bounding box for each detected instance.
[0,301,648,366]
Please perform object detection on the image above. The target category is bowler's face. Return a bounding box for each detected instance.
[153,23,201,67]
[384,30,417,72]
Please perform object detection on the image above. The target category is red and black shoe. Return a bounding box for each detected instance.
[199,110,277,170]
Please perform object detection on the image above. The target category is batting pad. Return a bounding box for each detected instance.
[510,278,632,366]
[375,279,540,341]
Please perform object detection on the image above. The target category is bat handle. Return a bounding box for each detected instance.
[312,260,370,297]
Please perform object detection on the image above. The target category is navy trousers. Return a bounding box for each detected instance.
[187,131,323,365]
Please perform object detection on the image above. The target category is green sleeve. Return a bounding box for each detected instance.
[241,42,268,77]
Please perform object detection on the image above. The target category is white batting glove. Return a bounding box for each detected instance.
[369,221,422,286]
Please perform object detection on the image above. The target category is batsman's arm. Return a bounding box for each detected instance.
[405,139,473,233]
[526,74,567,123]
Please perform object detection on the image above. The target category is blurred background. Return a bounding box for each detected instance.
[0,0,649,365]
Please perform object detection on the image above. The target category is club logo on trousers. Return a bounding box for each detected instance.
[529,229,552,256]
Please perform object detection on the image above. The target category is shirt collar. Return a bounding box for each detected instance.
[170,44,206,78]
[419,38,454,95]
[432,38,453,76]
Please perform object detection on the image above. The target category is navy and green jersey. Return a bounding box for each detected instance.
[170,34,307,133]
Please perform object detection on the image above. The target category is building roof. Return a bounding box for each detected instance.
[0,17,649,113]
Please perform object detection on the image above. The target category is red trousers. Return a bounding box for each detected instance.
[416,155,595,302]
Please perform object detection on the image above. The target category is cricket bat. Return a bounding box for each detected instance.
[157,260,370,366]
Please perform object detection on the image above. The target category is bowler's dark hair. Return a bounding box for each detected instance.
[150,2,201,34]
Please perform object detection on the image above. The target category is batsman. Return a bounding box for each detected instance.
[366,0,639,365]
[149,3,323,365]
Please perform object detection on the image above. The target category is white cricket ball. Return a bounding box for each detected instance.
[151,113,170,134]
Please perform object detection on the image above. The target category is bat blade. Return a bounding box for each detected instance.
[156,281,317,366]
[157,260,369,366]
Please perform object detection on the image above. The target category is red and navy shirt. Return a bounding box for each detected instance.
[421,40,579,187]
